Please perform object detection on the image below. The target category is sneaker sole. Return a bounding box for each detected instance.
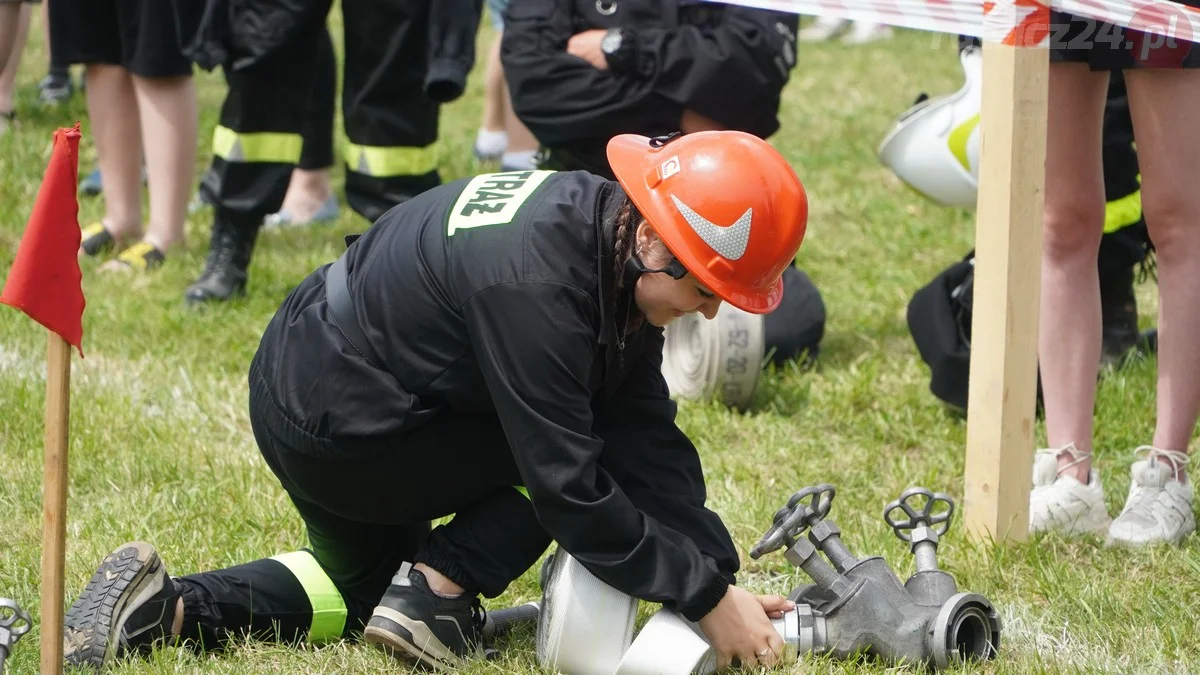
[64,541,166,669]
[363,608,464,671]
[1105,519,1196,547]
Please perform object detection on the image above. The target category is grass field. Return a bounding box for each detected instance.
[2,8,1197,675]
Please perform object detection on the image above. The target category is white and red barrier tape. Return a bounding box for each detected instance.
[714,0,1200,47]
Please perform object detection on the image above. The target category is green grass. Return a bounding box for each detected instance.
[1,11,1196,675]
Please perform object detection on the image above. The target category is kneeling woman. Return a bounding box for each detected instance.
[63,130,809,671]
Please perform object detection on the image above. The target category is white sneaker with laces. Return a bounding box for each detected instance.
[1107,446,1195,546]
[1029,443,1111,536]
[842,21,894,44]
[798,16,848,42]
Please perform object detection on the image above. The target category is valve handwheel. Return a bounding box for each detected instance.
[883,487,955,542]
[750,484,837,559]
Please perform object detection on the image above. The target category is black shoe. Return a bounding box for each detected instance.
[38,70,74,106]
[63,542,179,670]
[1099,266,1140,366]
[363,564,485,671]
[185,214,258,305]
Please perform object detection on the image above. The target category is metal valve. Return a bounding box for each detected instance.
[884,487,955,572]
[0,598,31,675]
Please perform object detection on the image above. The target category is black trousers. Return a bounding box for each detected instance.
[199,0,443,258]
[174,363,549,651]
[299,26,336,172]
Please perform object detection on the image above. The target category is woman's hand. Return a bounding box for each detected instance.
[697,585,793,669]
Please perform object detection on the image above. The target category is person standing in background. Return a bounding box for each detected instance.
[55,0,199,273]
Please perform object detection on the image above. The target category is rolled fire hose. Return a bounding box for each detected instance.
[537,551,638,675]
[661,302,766,410]
[614,609,717,675]
[537,550,721,675]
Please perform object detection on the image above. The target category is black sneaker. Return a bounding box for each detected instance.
[63,542,179,670]
[38,70,74,106]
[363,563,485,671]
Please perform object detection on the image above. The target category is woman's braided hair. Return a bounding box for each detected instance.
[610,195,651,334]
[612,197,638,290]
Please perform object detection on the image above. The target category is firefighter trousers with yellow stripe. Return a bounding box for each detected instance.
[169,365,548,650]
[198,0,442,235]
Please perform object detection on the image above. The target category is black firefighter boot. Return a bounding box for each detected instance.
[185,211,259,305]
[1099,264,1140,366]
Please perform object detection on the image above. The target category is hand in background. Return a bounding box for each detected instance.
[681,108,726,133]
[567,29,609,69]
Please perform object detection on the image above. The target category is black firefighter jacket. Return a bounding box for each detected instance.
[253,170,740,621]
[501,0,799,176]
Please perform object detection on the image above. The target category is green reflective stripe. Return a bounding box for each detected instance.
[513,485,530,500]
[947,113,980,173]
[344,141,440,177]
[1104,188,1143,234]
[212,125,302,164]
[270,551,347,643]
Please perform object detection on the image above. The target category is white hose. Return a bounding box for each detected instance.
[661,302,766,410]
[537,549,722,675]
[614,609,718,675]
[537,551,638,675]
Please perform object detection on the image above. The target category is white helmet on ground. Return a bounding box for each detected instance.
[877,45,982,209]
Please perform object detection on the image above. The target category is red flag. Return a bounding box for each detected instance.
[1,123,86,357]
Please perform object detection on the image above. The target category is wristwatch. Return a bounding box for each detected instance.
[601,28,624,58]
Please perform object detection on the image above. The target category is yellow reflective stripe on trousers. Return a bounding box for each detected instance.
[211,125,303,164]
[1104,188,1143,234]
[270,551,347,643]
[513,485,529,500]
[344,141,440,177]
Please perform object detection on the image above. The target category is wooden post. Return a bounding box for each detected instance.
[41,333,71,674]
[962,39,1049,542]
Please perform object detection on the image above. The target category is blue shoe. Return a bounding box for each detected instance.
[187,191,211,215]
[263,195,340,229]
[79,167,148,197]
[79,168,103,196]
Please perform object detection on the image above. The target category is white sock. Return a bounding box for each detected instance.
[475,128,508,156]
[501,149,539,171]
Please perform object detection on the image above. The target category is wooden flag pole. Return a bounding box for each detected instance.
[41,332,71,674]
[962,37,1049,542]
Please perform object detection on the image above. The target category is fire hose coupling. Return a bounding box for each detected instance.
[0,598,31,675]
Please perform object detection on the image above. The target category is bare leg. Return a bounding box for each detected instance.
[41,0,50,65]
[1039,63,1110,481]
[0,3,31,113]
[0,4,22,87]
[474,36,508,159]
[1125,69,1200,481]
[276,168,334,222]
[86,64,144,241]
[130,73,197,253]
[499,41,539,170]
[481,36,506,133]
[413,563,465,597]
